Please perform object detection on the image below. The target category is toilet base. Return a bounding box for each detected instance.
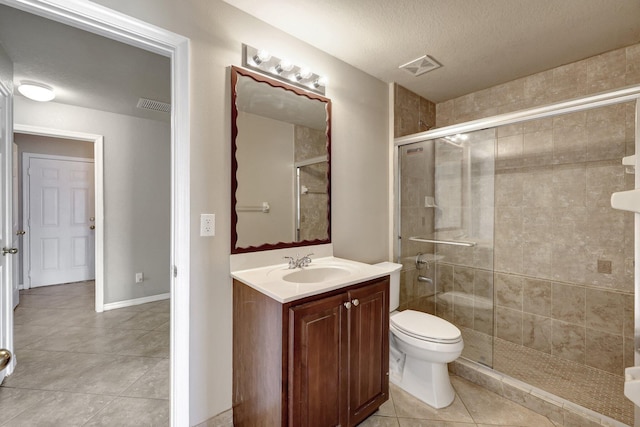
[391,355,455,409]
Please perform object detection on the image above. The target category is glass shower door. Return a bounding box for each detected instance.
[398,128,496,367]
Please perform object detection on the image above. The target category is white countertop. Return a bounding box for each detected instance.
[231,256,397,303]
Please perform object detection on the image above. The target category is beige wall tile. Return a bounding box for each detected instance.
[495,273,523,310]
[436,263,454,294]
[522,168,554,207]
[626,44,640,85]
[586,49,626,93]
[585,329,623,375]
[453,294,474,328]
[523,278,551,317]
[552,125,587,164]
[523,130,554,166]
[496,306,523,345]
[495,171,524,206]
[474,300,493,335]
[551,320,585,363]
[624,293,634,338]
[454,266,474,295]
[585,288,625,334]
[624,336,635,369]
[523,313,552,353]
[474,269,493,300]
[551,283,585,325]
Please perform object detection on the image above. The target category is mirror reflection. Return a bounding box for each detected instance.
[231,66,331,253]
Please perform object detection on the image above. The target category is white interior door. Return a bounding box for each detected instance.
[0,83,15,382]
[27,156,95,287]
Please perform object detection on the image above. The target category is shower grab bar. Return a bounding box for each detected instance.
[409,237,476,247]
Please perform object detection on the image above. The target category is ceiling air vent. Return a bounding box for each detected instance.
[137,98,171,113]
[399,55,441,76]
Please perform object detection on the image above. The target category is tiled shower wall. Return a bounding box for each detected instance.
[395,42,640,376]
[490,108,635,375]
[294,125,329,241]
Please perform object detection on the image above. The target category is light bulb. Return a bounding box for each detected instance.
[252,49,271,65]
[313,76,328,88]
[296,67,313,81]
[275,59,294,74]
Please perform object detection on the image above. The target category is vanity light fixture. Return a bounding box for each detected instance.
[18,81,55,102]
[242,44,327,95]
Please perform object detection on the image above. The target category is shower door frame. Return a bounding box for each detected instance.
[394,85,640,370]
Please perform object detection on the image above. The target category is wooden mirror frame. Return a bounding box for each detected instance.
[231,66,332,254]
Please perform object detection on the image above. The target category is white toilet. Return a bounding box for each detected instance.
[377,262,464,409]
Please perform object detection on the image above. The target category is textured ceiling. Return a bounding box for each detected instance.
[223,0,640,102]
[0,5,170,121]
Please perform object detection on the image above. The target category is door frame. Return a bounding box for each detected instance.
[0,1,191,425]
[17,127,103,310]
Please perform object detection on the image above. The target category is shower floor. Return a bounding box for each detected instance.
[493,338,632,425]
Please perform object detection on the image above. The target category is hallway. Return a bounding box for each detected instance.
[0,281,170,426]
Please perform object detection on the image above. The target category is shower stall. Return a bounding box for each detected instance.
[396,88,640,426]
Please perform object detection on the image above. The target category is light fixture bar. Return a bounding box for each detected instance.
[242,44,327,95]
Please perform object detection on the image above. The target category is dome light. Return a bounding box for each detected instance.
[18,81,55,102]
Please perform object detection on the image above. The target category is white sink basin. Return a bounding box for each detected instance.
[282,266,352,283]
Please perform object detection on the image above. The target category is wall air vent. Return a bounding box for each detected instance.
[399,55,441,76]
[136,98,171,113]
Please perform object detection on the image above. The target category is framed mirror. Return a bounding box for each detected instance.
[231,66,331,254]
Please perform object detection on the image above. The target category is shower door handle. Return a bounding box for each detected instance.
[0,349,11,371]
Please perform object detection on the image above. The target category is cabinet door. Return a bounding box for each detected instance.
[289,294,348,427]
[347,278,389,426]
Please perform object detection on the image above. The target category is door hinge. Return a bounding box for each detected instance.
[172,265,177,278]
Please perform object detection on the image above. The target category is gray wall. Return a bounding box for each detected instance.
[89,0,390,423]
[14,98,171,304]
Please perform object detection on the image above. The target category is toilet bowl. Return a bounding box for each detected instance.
[375,262,463,409]
[389,310,463,408]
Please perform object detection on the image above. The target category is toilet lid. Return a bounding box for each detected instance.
[391,310,461,343]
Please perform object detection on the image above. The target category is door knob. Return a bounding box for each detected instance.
[16,230,25,235]
[343,302,351,309]
[2,247,18,256]
[89,225,96,230]
[352,299,360,307]
[0,349,11,371]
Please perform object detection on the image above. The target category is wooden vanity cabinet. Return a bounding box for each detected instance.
[233,276,389,427]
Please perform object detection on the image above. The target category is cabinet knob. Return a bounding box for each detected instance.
[352,299,360,307]
[343,302,351,309]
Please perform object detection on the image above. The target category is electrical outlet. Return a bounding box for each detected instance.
[135,272,144,283]
[200,213,215,237]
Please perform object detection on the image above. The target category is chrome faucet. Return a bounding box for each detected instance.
[284,253,314,269]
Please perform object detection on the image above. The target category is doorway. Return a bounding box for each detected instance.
[0,1,190,425]
[15,126,104,312]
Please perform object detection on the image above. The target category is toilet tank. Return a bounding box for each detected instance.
[374,262,403,312]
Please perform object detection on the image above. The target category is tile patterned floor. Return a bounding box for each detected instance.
[359,376,558,427]
[0,281,170,426]
[493,338,632,426]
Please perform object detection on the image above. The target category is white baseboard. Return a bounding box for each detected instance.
[103,292,170,311]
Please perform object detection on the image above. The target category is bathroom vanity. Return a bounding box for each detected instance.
[232,258,390,427]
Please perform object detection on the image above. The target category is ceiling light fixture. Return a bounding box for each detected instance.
[242,44,327,95]
[18,81,56,102]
